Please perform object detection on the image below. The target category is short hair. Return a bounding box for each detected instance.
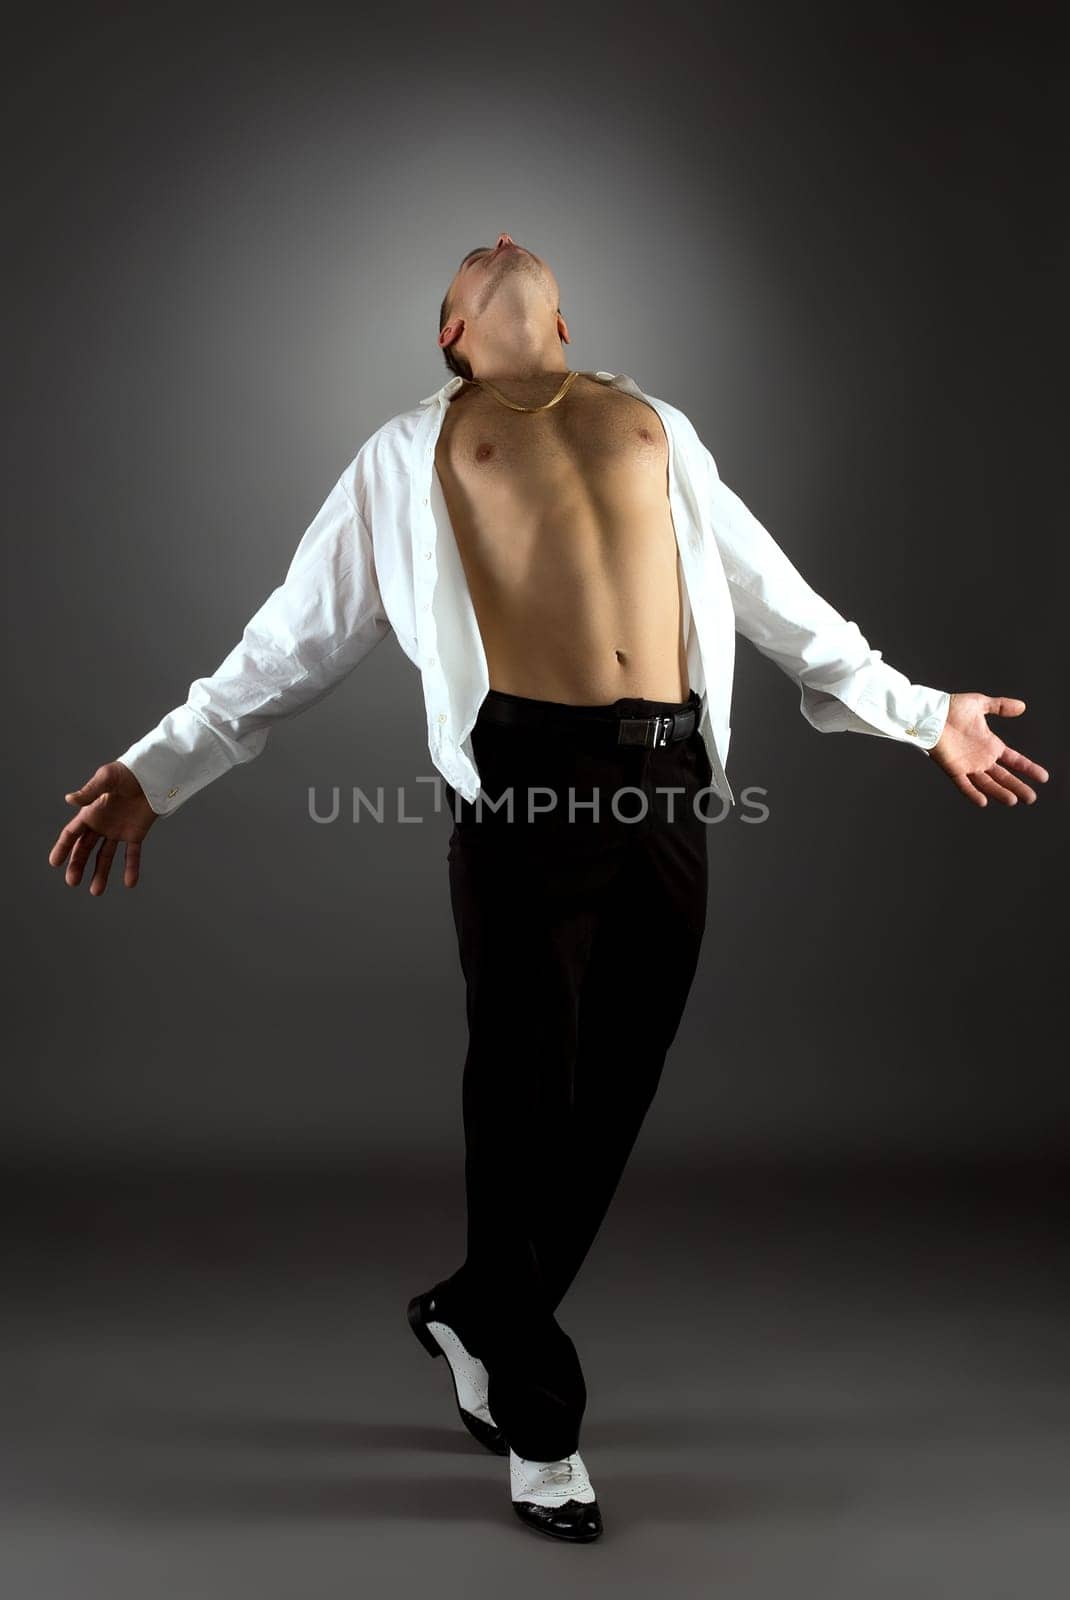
[438,254,564,382]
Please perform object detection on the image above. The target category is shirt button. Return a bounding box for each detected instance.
[424,550,433,559]
[426,655,436,667]
[437,712,448,724]
[905,725,918,736]
[423,497,428,505]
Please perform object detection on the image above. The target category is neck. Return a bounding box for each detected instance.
[468,320,568,385]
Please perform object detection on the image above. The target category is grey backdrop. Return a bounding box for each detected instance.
[9,1,1065,1171]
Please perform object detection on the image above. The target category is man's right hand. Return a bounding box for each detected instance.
[48,761,160,895]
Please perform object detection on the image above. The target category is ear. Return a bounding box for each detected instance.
[556,311,571,346]
[438,318,465,351]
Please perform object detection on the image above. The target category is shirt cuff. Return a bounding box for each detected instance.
[854,683,951,750]
[799,678,952,751]
[115,706,238,817]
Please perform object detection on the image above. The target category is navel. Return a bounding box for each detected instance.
[615,648,628,664]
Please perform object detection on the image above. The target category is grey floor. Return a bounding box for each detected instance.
[2,1158,1067,1599]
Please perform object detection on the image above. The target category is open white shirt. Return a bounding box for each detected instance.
[116,370,951,816]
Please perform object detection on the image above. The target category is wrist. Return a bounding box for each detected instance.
[926,693,956,758]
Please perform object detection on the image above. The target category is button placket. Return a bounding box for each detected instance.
[416,557,440,654]
[413,445,445,719]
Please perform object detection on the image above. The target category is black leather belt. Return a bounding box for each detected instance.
[616,706,697,747]
[477,694,700,749]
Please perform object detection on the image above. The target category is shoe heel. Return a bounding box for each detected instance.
[407,1293,443,1360]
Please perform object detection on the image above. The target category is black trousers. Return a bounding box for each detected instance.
[433,687,712,1460]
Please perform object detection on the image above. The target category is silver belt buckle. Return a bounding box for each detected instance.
[652,714,671,747]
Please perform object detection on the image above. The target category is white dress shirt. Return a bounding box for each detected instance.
[116,370,950,816]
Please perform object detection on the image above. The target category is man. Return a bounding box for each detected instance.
[48,232,1048,1544]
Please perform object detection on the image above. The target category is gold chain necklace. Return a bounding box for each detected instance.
[473,369,580,413]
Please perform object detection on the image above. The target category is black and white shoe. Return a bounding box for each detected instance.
[407,1288,508,1456]
[510,1448,604,1542]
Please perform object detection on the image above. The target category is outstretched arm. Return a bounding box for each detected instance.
[112,465,390,815]
[49,459,392,893]
[698,443,1048,807]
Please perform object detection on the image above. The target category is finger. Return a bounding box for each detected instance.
[950,769,989,808]
[64,770,111,807]
[984,696,1026,718]
[65,830,98,886]
[48,817,90,868]
[972,770,1018,807]
[123,837,142,890]
[1000,745,1049,784]
[987,763,1036,805]
[89,836,118,897]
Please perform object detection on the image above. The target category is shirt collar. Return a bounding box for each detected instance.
[418,370,629,406]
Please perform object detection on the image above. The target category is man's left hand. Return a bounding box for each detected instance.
[926,693,1048,807]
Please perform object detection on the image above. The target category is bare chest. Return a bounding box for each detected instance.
[433,382,669,501]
